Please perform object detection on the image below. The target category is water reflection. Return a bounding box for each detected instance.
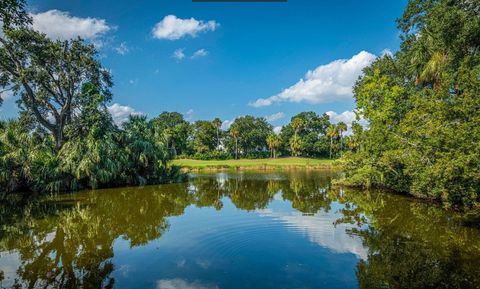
[0,171,479,289]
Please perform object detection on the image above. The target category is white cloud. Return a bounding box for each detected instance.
[265,112,285,123]
[107,103,143,125]
[191,49,208,59]
[173,48,186,60]
[221,118,236,130]
[258,208,368,260]
[157,279,218,289]
[152,15,218,40]
[326,110,357,125]
[31,10,111,42]
[273,126,283,134]
[250,51,376,107]
[326,110,368,135]
[115,42,129,55]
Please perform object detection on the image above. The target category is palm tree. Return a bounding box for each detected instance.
[326,124,338,159]
[291,117,304,139]
[212,118,222,149]
[266,134,281,158]
[410,29,447,89]
[419,51,447,89]
[230,127,239,160]
[346,136,359,151]
[336,122,348,154]
[289,137,302,157]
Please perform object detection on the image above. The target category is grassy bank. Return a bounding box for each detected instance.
[172,157,337,171]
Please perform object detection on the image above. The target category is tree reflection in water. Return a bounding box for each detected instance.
[0,171,479,289]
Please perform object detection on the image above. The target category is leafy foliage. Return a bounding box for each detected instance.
[342,0,480,209]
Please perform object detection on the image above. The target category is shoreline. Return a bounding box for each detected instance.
[172,157,338,172]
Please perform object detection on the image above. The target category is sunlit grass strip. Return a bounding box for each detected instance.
[171,157,337,171]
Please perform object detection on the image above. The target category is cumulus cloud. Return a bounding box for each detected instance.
[173,48,186,60]
[191,49,208,59]
[152,15,218,40]
[107,103,143,125]
[265,112,285,123]
[250,51,376,107]
[326,110,368,135]
[156,279,218,289]
[326,110,357,125]
[115,42,129,55]
[31,10,111,42]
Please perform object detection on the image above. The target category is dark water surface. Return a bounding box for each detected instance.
[1,171,480,289]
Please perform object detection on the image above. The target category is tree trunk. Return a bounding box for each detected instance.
[330,137,333,159]
[172,142,177,158]
[54,127,64,151]
[235,138,238,160]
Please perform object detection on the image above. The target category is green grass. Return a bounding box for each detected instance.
[171,157,336,171]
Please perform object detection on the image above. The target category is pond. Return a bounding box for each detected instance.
[0,171,479,289]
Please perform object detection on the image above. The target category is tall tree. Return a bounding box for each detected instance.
[344,0,480,208]
[0,21,112,149]
[289,136,302,157]
[290,117,304,139]
[229,116,272,156]
[326,125,337,159]
[192,120,217,154]
[212,118,222,149]
[280,112,331,158]
[230,127,239,160]
[151,112,190,157]
[337,122,348,153]
[266,134,281,158]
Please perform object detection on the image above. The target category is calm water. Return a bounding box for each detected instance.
[1,171,480,289]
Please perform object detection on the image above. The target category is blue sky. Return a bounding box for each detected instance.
[1,0,407,128]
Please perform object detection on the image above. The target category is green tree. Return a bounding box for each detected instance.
[59,84,125,190]
[230,127,240,160]
[343,0,480,209]
[0,0,30,32]
[291,117,304,139]
[151,112,190,157]
[228,116,272,157]
[192,120,217,154]
[337,122,348,153]
[0,21,112,149]
[289,136,302,157]
[212,117,222,149]
[266,134,281,158]
[280,112,331,157]
[326,125,338,159]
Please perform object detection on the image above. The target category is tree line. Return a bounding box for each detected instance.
[340,0,480,210]
[150,111,355,161]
